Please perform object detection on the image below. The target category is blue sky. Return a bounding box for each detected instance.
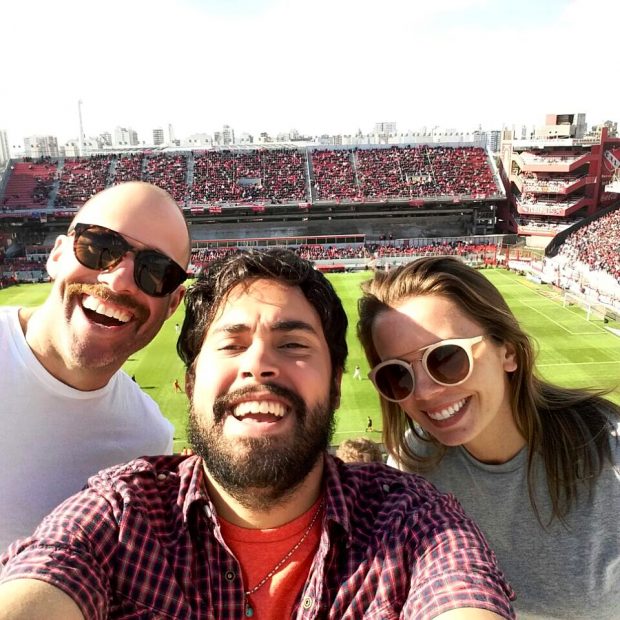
[0,0,617,146]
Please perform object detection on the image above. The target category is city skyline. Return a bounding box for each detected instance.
[1,0,618,147]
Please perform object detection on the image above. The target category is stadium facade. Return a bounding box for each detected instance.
[499,113,620,246]
[0,117,618,284]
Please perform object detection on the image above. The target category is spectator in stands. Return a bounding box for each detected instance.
[336,437,383,463]
[0,249,515,620]
[0,181,190,551]
[557,207,620,282]
[357,256,620,619]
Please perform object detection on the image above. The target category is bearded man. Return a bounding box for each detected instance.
[0,249,515,620]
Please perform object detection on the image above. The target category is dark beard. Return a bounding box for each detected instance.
[188,382,337,510]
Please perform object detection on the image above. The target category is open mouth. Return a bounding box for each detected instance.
[424,396,469,421]
[81,295,132,327]
[231,400,289,423]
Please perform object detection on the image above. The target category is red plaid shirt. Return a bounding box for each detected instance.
[1,455,515,619]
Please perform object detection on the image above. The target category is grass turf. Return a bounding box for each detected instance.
[1,269,619,451]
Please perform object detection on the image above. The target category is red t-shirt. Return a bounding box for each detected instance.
[218,497,323,619]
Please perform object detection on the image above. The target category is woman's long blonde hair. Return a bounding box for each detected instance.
[357,257,619,522]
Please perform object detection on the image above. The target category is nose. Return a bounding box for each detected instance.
[411,359,443,400]
[96,253,139,294]
[239,340,280,382]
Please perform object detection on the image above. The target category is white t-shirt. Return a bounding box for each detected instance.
[0,306,174,551]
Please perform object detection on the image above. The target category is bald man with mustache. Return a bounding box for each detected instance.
[0,182,190,550]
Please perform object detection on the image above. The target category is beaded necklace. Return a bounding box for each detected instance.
[244,500,324,618]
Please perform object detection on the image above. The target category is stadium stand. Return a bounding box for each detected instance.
[555,208,620,281]
[143,153,188,204]
[112,153,144,184]
[190,149,306,204]
[56,156,112,206]
[1,145,504,211]
[354,146,498,200]
[311,149,360,201]
[2,161,57,209]
[188,239,500,275]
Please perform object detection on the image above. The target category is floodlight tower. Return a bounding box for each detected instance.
[78,99,85,156]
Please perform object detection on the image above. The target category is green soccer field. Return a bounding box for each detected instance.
[1,269,619,451]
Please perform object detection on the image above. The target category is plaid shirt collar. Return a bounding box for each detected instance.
[179,453,352,543]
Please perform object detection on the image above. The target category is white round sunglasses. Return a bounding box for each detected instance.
[368,336,484,402]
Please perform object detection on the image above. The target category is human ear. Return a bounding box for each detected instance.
[502,342,518,373]
[165,286,185,319]
[45,235,70,280]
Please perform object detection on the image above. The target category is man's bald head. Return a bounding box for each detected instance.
[71,182,190,267]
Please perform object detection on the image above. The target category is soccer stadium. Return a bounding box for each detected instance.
[4,0,620,609]
[1,112,619,448]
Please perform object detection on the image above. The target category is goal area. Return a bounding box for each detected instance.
[562,291,616,322]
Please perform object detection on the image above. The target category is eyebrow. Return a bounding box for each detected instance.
[212,320,320,337]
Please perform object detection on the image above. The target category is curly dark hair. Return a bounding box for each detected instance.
[178,248,348,387]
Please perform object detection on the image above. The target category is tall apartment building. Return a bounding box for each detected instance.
[23,135,59,158]
[114,126,139,146]
[153,128,165,145]
[0,130,10,164]
[374,121,397,135]
[222,125,234,145]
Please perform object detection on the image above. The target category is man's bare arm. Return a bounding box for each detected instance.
[0,579,84,620]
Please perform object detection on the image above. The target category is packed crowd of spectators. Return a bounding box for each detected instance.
[143,154,188,203]
[56,156,112,206]
[1,258,47,272]
[311,150,360,201]
[189,246,239,271]
[367,240,498,259]
[112,154,144,184]
[556,208,620,281]
[296,244,369,261]
[189,239,498,271]
[190,149,307,204]
[356,146,431,199]
[313,146,499,201]
[427,147,498,196]
[3,146,501,210]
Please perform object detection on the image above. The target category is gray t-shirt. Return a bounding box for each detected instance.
[389,426,620,619]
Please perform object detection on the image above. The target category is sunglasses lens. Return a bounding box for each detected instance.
[374,363,414,401]
[135,251,186,297]
[426,344,470,384]
[74,228,127,271]
[73,225,185,298]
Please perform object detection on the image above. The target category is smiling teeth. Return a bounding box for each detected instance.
[233,401,287,418]
[82,295,131,323]
[426,398,468,421]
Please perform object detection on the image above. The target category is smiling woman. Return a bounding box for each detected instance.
[357,256,620,620]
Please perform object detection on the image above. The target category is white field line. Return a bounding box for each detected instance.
[491,271,607,336]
